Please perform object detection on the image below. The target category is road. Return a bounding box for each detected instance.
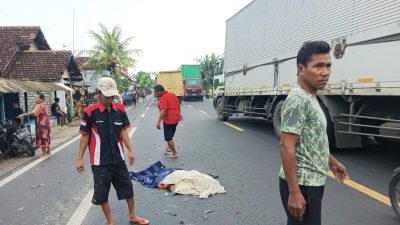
[0,97,399,225]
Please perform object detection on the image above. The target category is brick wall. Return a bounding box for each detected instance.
[19,92,51,113]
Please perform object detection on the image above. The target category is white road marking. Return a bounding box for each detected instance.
[140,113,146,118]
[199,110,207,114]
[146,106,150,110]
[128,127,137,137]
[0,135,81,188]
[126,106,134,111]
[188,105,193,108]
[66,189,94,225]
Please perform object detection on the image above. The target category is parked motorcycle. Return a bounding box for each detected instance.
[0,120,35,157]
[389,167,400,219]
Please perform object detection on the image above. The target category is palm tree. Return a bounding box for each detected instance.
[84,23,141,89]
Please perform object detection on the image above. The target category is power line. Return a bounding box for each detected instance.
[0,9,23,25]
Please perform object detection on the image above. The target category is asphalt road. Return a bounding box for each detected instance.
[0,97,399,225]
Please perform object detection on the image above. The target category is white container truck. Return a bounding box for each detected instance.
[214,0,400,148]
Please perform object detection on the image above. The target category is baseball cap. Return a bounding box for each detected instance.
[97,77,119,97]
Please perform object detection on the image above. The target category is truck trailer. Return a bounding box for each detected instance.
[214,0,400,148]
[157,70,184,103]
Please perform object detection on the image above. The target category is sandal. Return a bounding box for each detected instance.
[166,154,178,159]
[130,217,149,225]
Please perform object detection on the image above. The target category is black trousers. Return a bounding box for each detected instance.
[279,178,324,225]
[91,162,134,205]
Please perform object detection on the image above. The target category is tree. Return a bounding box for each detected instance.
[136,71,155,90]
[199,53,218,91]
[84,23,141,90]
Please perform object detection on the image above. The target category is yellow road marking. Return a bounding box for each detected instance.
[223,122,245,132]
[327,171,391,206]
[199,110,207,114]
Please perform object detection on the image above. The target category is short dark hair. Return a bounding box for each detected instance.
[54,98,60,102]
[37,93,45,100]
[297,41,331,67]
[154,84,165,92]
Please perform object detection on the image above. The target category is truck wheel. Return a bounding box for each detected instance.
[319,101,337,150]
[217,97,229,121]
[273,100,284,138]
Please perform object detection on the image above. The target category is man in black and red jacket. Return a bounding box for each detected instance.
[75,77,149,225]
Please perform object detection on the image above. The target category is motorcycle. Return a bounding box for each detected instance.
[0,120,35,157]
[389,167,400,219]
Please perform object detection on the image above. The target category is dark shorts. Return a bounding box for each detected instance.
[163,123,178,141]
[279,178,324,225]
[91,162,133,205]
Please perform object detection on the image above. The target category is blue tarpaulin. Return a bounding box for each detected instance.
[129,161,181,188]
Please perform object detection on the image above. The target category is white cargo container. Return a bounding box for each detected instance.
[214,0,400,148]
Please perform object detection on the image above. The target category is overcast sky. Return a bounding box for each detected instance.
[1,0,251,73]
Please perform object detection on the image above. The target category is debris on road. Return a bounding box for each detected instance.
[202,215,208,220]
[204,209,214,214]
[165,192,177,197]
[235,210,241,215]
[18,207,24,211]
[163,211,177,216]
[30,184,44,189]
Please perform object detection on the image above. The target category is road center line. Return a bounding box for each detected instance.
[199,110,208,114]
[66,189,94,225]
[0,135,81,188]
[327,171,391,206]
[223,122,245,132]
[140,113,146,118]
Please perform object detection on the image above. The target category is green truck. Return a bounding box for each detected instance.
[180,65,204,101]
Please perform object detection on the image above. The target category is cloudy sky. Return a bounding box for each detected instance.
[1,0,251,72]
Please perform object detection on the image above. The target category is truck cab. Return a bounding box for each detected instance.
[181,65,204,101]
[213,55,224,107]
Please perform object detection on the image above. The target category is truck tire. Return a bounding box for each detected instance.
[217,97,229,121]
[319,101,337,150]
[273,100,284,138]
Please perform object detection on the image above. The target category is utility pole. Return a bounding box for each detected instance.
[72,9,75,55]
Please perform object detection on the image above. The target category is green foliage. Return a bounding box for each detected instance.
[199,53,218,90]
[136,71,155,90]
[116,77,132,91]
[83,23,141,88]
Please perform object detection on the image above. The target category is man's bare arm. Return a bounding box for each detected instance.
[158,109,167,123]
[280,132,301,194]
[76,135,89,173]
[121,129,133,153]
[280,132,306,222]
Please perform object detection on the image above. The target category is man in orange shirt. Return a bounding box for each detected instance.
[154,84,182,158]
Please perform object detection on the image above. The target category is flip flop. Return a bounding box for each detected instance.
[166,155,178,159]
[130,218,149,225]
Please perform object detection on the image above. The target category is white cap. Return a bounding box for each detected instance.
[97,77,119,97]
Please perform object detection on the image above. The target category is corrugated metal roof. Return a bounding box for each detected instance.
[0,79,73,93]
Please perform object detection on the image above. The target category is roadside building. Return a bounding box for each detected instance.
[0,26,82,131]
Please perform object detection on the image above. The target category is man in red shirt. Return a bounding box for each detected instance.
[154,84,182,158]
